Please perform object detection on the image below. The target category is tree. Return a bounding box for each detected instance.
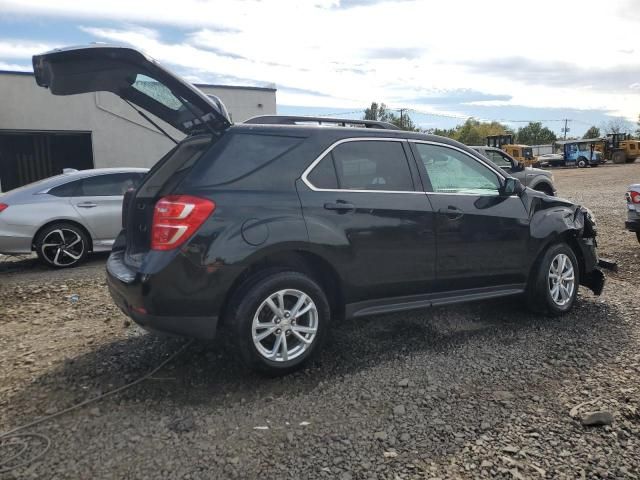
[600,118,632,135]
[363,102,418,131]
[424,118,508,145]
[583,126,600,139]
[515,122,557,145]
[636,114,640,138]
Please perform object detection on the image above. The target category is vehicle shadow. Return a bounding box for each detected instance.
[0,252,109,276]
[2,293,631,426]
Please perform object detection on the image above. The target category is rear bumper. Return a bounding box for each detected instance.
[106,249,219,340]
[0,234,32,254]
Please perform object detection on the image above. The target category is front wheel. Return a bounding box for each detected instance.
[526,243,579,316]
[229,271,330,375]
[577,157,587,168]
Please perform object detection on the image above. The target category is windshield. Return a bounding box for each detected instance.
[523,147,533,159]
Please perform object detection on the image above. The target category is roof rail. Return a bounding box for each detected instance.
[244,115,401,130]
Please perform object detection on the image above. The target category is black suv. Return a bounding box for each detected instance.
[34,46,605,375]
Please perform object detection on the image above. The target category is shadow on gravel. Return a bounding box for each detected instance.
[4,290,632,426]
[0,252,109,275]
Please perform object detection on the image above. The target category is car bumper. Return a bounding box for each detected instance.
[106,249,218,340]
[0,234,33,254]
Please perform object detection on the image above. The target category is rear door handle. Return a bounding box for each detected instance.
[439,206,464,220]
[77,202,97,208]
[324,201,355,213]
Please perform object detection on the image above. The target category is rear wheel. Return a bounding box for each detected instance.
[636,232,640,244]
[34,222,89,268]
[526,243,579,316]
[229,270,330,375]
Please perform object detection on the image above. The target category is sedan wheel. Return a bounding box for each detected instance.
[35,223,88,268]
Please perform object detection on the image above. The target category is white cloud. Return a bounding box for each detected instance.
[0,39,55,58]
[1,0,639,120]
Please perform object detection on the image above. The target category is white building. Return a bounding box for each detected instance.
[0,70,276,192]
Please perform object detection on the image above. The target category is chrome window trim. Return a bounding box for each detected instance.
[301,137,425,195]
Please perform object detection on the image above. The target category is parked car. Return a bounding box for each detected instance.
[470,146,556,195]
[33,45,605,375]
[0,168,148,267]
[625,184,640,243]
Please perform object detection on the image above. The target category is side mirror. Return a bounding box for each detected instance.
[515,161,525,171]
[501,177,522,196]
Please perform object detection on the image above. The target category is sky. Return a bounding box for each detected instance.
[0,0,639,136]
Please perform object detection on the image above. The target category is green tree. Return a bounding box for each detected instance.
[636,114,640,138]
[583,126,601,139]
[363,102,418,131]
[515,122,557,145]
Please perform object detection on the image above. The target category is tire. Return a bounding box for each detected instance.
[228,270,331,376]
[626,157,637,164]
[526,243,579,316]
[577,157,587,168]
[533,183,554,196]
[636,232,640,244]
[34,222,89,268]
[612,151,626,164]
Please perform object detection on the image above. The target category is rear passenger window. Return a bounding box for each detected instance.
[79,173,141,196]
[186,133,303,186]
[49,180,80,197]
[307,140,413,191]
[307,153,339,189]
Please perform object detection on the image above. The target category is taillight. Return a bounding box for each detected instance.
[0,203,8,213]
[628,191,640,204]
[151,195,215,251]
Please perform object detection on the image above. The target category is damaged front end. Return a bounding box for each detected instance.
[573,206,606,295]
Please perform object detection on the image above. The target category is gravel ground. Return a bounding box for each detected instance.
[1,163,639,479]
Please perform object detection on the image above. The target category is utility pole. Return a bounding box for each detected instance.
[562,118,570,140]
[398,108,407,130]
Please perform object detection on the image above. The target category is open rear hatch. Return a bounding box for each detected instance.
[32,44,231,135]
[33,45,229,265]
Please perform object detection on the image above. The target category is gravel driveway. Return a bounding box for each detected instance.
[1,163,639,479]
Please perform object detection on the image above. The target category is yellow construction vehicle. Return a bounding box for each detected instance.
[486,134,537,167]
[595,133,640,164]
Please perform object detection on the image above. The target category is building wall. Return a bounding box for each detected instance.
[0,72,276,169]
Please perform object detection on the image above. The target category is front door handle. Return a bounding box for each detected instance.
[439,206,464,220]
[77,202,97,208]
[324,201,355,213]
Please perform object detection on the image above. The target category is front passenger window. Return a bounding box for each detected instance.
[414,144,501,195]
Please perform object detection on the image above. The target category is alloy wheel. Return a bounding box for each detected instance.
[547,253,575,306]
[41,228,85,267]
[252,289,318,362]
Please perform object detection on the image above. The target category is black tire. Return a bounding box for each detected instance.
[526,243,579,316]
[636,232,640,244]
[34,222,89,268]
[612,151,626,164]
[228,270,331,376]
[577,157,587,168]
[533,183,554,196]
